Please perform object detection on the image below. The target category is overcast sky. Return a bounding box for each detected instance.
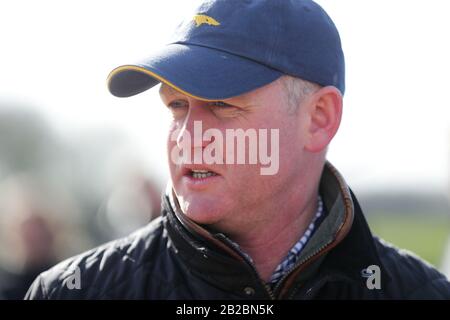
[0,0,449,195]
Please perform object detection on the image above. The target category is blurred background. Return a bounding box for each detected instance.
[0,0,449,299]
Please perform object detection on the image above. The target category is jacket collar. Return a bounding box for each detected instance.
[162,161,390,298]
[295,163,392,295]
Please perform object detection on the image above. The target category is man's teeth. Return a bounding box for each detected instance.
[191,170,217,178]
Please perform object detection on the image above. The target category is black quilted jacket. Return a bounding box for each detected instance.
[25,163,450,299]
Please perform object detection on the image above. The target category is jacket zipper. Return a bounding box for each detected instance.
[218,235,276,300]
[273,240,333,298]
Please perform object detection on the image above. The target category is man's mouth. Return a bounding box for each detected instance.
[189,169,218,179]
[180,166,222,189]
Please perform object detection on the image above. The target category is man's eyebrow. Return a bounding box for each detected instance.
[224,93,253,106]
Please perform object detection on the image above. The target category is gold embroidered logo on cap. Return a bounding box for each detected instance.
[193,14,220,27]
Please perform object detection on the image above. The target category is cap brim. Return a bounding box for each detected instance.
[107,43,283,100]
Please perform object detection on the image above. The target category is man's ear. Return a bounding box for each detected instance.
[304,86,343,153]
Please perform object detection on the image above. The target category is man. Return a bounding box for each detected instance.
[26,0,450,299]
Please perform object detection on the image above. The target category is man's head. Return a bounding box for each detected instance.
[107,0,345,234]
[160,76,342,235]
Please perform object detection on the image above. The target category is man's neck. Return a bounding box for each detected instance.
[230,192,319,282]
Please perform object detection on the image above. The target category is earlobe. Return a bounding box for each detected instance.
[304,86,343,153]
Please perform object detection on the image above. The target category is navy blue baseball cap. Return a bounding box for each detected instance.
[107,0,345,100]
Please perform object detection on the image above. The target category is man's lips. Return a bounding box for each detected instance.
[180,165,221,177]
[178,165,223,189]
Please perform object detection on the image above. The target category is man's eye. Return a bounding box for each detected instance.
[168,100,188,109]
[208,101,232,108]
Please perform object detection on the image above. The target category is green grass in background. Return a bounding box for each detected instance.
[367,215,450,268]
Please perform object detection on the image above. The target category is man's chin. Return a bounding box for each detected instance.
[179,198,228,225]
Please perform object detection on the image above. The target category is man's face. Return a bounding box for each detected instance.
[160,79,309,233]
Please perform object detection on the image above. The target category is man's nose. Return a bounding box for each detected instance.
[176,100,214,149]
